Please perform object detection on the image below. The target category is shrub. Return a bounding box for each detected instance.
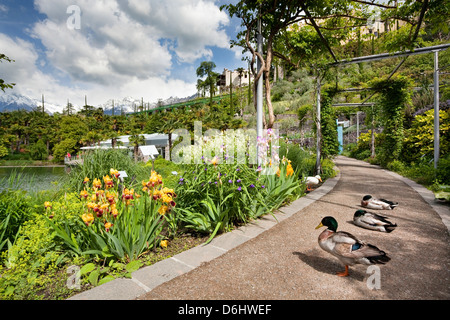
[150,156,183,189]
[30,139,48,161]
[279,141,337,179]
[52,138,78,162]
[174,129,304,243]
[48,169,172,263]
[386,160,406,173]
[370,75,413,165]
[403,108,450,163]
[64,149,148,192]
[278,141,312,174]
[174,161,268,241]
[0,194,76,299]
[319,86,340,158]
[436,153,450,184]
[0,190,35,252]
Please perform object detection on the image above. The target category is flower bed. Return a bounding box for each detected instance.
[0,131,337,300]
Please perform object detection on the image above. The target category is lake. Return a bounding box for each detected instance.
[0,166,67,193]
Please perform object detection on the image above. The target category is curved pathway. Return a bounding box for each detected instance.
[137,156,450,300]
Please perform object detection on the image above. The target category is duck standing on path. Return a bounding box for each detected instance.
[315,216,391,277]
[304,175,322,191]
[353,209,397,233]
[361,195,398,210]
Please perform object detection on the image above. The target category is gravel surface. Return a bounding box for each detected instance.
[137,156,450,300]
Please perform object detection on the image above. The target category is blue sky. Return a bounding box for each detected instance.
[0,0,247,107]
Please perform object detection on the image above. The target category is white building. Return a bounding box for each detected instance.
[217,68,253,89]
[97,133,178,160]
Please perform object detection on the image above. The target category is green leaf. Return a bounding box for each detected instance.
[125,260,143,273]
[88,270,100,286]
[98,275,115,286]
[80,263,96,276]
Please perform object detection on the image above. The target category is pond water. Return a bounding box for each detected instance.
[0,166,67,193]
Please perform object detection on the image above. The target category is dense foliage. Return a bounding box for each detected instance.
[1,0,448,301]
[319,86,340,159]
[0,98,247,164]
[369,76,413,165]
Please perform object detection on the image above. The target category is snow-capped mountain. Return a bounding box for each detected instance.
[99,94,198,115]
[0,92,198,115]
[0,92,68,114]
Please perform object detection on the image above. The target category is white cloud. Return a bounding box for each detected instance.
[115,0,231,62]
[1,0,237,108]
[31,0,230,79]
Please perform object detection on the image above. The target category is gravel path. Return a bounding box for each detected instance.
[138,156,450,300]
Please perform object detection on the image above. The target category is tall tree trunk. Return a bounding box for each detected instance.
[168,132,172,161]
[265,37,275,129]
[134,145,138,162]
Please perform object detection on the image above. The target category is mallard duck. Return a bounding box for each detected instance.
[304,175,322,191]
[353,209,397,233]
[315,216,391,277]
[361,195,398,210]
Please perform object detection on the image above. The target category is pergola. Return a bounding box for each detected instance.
[314,43,450,174]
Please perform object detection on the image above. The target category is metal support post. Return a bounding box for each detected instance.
[316,78,321,175]
[433,50,440,169]
[256,15,263,166]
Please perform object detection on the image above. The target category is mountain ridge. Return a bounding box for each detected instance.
[0,92,198,115]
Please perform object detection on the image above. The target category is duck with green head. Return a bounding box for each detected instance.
[361,195,398,210]
[353,209,397,233]
[315,216,391,277]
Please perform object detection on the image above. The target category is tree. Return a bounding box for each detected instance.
[0,54,15,92]
[63,101,76,115]
[53,138,78,162]
[222,1,308,128]
[196,61,219,107]
[236,67,245,116]
[160,108,189,160]
[129,132,145,162]
[30,139,48,160]
[222,1,424,128]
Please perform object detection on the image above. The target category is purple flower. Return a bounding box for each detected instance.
[261,185,265,188]
[237,186,242,191]
[179,178,184,182]
[249,184,255,188]
[236,168,240,172]
[215,181,218,185]
[236,179,241,183]
[228,179,233,183]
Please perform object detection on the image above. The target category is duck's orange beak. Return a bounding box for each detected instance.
[315,222,324,229]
